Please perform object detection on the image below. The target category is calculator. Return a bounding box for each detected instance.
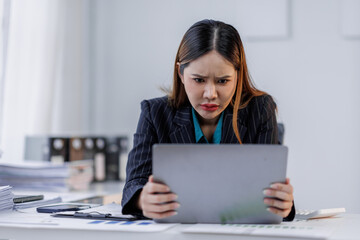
[295,208,346,220]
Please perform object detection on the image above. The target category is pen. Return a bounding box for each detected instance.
[74,212,112,218]
[52,212,138,221]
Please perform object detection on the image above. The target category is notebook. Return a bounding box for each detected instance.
[152,144,288,224]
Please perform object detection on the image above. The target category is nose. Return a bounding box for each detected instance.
[203,82,217,100]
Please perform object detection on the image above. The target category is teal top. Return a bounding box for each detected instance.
[191,108,224,144]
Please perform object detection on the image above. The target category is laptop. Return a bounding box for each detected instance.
[152,144,288,224]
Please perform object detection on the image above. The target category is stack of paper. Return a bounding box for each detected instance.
[0,160,94,192]
[0,185,14,212]
[0,162,69,192]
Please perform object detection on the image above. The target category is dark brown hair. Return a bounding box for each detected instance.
[168,19,265,143]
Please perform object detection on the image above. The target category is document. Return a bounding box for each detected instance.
[182,223,332,239]
[0,202,177,232]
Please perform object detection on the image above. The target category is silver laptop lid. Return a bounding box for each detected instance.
[152,144,288,224]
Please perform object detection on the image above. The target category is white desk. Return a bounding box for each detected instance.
[1,214,360,240]
[1,182,359,240]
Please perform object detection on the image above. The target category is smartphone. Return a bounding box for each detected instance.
[13,194,44,204]
[36,203,92,213]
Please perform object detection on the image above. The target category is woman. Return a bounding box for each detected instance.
[121,19,295,221]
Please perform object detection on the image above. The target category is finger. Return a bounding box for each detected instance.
[269,182,293,194]
[146,193,178,204]
[143,210,177,219]
[263,189,293,201]
[145,182,170,194]
[264,198,293,210]
[267,207,290,218]
[149,175,154,183]
[286,177,290,184]
[144,202,180,213]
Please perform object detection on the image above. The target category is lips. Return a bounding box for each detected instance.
[200,104,219,111]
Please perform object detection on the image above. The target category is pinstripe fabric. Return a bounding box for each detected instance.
[121,94,294,221]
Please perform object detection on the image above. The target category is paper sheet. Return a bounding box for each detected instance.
[182,223,332,239]
[0,205,177,232]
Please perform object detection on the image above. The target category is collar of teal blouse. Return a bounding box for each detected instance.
[191,108,224,144]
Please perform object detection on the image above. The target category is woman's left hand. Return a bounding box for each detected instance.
[263,177,294,218]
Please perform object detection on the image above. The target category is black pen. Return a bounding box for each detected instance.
[52,212,138,221]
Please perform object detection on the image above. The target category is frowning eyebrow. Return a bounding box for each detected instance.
[191,73,232,79]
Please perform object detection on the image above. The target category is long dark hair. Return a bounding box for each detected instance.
[168,19,265,143]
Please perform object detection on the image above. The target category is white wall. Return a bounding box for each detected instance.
[88,0,360,213]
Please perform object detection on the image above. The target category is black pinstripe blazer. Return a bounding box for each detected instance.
[121,94,295,221]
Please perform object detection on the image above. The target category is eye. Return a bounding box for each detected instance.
[193,78,204,83]
[218,79,229,84]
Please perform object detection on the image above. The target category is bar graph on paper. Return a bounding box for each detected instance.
[84,220,175,232]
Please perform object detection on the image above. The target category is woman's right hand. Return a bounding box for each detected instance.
[137,175,179,219]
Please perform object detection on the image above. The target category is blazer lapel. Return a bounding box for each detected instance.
[169,105,247,144]
[169,105,195,143]
[221,107,247,143]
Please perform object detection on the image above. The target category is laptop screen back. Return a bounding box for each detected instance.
[152,144,288,224]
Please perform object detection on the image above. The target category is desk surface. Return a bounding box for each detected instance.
[1,182,359,240]
[1,214,360,240]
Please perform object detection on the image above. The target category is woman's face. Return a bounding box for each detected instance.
[179,50,237,125]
